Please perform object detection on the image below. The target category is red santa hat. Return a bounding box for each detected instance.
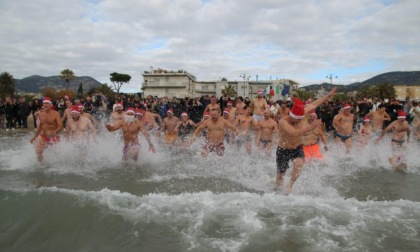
[115,102,123,108]
[227,101,233,105]
[43,97,52,104]
[289,98,305,119]
[126,107,135,114]
[71,105,80,114]
[135,109,144,116]
[223,108,230,114]
[211,96,217,101]
[204,112,210,118]
[78,103,85,108]
[181,112,188,117]
[397,110,406,119]
[167,108,174,114]
[257,90,263,95]
[309,110,317,118]
[343,103,351,109]
[363,116,370,122]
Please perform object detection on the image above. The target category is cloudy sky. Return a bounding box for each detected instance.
[1,0,419,92]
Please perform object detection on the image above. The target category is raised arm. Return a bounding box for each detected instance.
[304,87,336,114]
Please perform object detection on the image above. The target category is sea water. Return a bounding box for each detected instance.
[1,133,420,251]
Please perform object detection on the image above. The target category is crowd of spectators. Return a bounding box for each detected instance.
[0,93,419,132]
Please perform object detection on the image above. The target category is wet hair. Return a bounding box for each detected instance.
[378,104,385,109]
[237,96,244,102]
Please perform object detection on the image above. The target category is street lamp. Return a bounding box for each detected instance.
[326,74,338,84]
[240,73,251,97]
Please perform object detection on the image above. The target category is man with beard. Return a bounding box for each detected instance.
[105,107,155,163]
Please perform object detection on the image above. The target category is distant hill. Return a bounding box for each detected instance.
[14,75,103,93]
[302,71,420,92]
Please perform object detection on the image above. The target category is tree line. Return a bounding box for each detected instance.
[0,69,132,100]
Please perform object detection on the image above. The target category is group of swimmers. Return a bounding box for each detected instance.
[30,88,419,194]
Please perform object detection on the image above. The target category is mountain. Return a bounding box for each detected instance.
[302,71,420,92]
[14,75,103,93]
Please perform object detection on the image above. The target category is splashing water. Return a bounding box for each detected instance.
[1,132,420,251]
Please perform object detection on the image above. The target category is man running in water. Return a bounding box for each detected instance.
[377,110,410,172]
[255,108,278,156]
[161,108,179,146]
[30,97,63,162]
[302,110,328,160]
[250,90,268,122]
[234,106,257,155]
[105,107,155,163]
[192,109,237,157]
[333,103,354,154]
[365,104,390,135]
[276,88,336,195]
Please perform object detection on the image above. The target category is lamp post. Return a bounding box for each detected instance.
[326,74,338,84]
[240,73,251,97]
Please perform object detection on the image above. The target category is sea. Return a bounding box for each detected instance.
[1,131,420,252]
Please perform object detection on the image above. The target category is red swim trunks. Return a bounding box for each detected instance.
[202,140,225,156]
[40,133,60,145]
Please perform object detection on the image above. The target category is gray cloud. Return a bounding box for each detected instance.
[0,0,419,92]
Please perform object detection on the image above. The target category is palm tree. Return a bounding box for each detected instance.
[373,82,396,100]
[60,69,75,90]
[222,85,237,98]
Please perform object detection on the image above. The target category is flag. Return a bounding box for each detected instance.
[270,88,275,97]
[281,85,290,96]
[276,85,280,94]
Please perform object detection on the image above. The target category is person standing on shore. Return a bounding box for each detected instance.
[30,97,63,162]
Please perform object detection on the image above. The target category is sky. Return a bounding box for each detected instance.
[0,0,419,93]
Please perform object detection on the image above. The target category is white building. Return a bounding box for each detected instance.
[141,68,294,99]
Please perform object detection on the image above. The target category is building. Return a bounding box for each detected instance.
[141,68,296,99]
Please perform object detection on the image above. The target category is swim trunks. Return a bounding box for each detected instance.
[165,132,177,144]
[40,133,60,145]
[236,134,252,145]
[391,139,405,148]
[259,139,272,148]
[252,114,264,122]
[122,143,140,161]
[334,131,352,142]
[303,143,323,159]
[202,140,225,156]
[276,145,305,174]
